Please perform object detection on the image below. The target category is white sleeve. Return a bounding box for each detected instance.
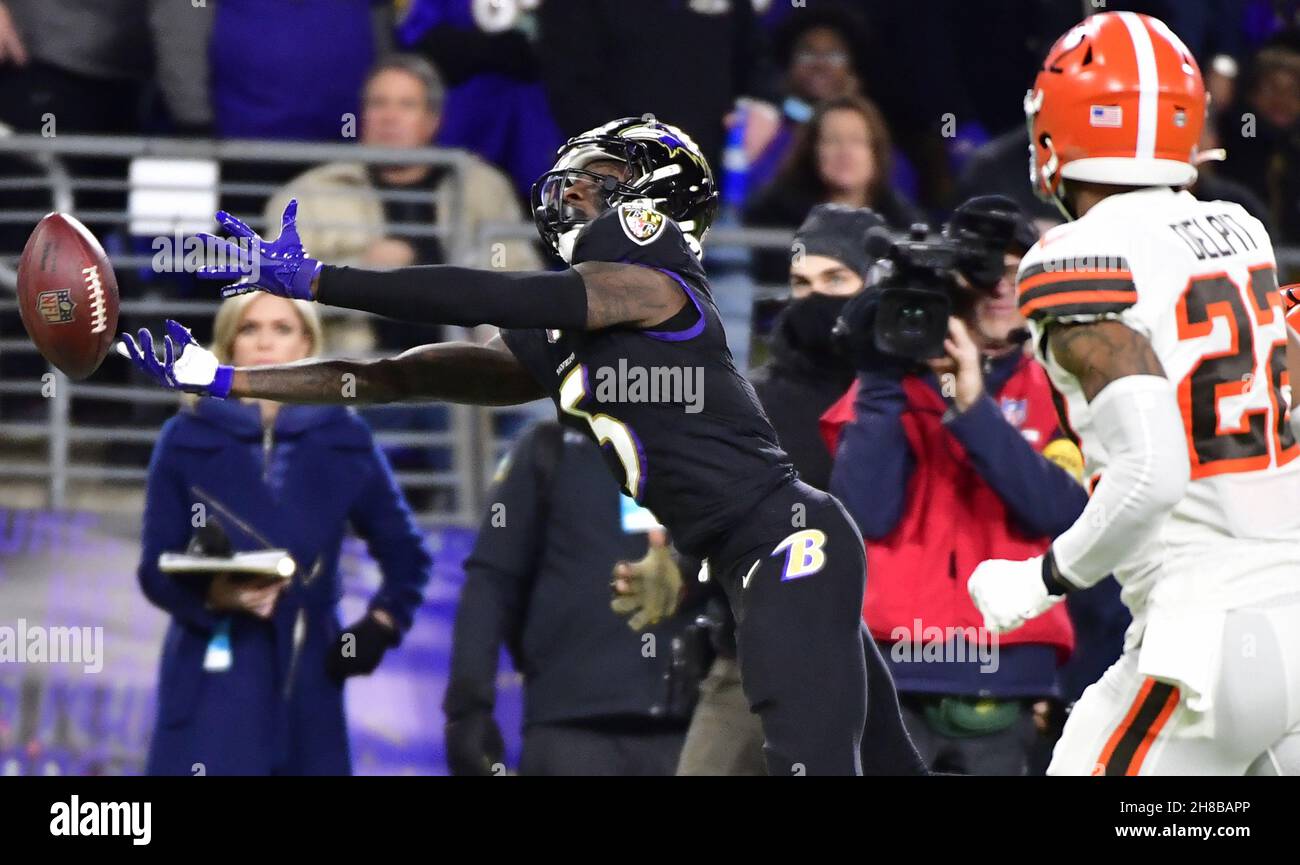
[1052,375,1190,588]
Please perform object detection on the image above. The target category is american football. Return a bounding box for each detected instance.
[16,212,119,380]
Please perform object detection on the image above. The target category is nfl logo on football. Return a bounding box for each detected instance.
[36,289,75,325]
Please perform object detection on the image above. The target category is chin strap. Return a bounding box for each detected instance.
[556,227,582,263]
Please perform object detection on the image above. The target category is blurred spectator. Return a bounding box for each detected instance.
[211,0,387,212]
[535,0,777,173]
[1191,124,1276,235]
[397,0,565,198]
[444,422,697,776]
[0,0,213,255]
[745,95,921,283]
[211,0,379,142]
[263,54,539,352]
[137,293,432,775]
[751,204,875,490]
[1215,34,1300,244]
[0,0,212,134]
[848,0,1062,204]
[941,1,1079,143]
[262,53,538,512]
[955,128,1063,225]
[744,2,871,198]
[821,198,1085,775]
[1207,53,1241,120]
[1103,0,1248,64]
[678,204,928,777]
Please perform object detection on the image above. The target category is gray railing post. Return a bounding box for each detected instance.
[47,368,70,509]
[451,400,485,525]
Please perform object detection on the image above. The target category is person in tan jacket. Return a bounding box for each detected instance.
[263,54,539,351]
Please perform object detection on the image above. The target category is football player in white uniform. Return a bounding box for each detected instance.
[968,11,1300,775]
[1289,290,1300,443]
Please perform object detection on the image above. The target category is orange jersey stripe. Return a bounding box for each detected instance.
[1020,289,1139,315]
[1019,269,1135,295]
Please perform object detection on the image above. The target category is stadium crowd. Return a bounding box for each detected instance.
[1,0,1299,776]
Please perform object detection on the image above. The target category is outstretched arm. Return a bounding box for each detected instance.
[310,260,687,331]
[231,335,544,405]
[198,201,688,331]
[119,323,544,406]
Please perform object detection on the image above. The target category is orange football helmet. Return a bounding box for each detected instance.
[1026,12,1206,212]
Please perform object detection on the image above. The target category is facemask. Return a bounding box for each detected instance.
[776,293,853,371]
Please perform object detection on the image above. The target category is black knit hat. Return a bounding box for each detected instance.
[792,204,886,279]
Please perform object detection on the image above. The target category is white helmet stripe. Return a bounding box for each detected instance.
[644,164,682,184]
[1118,11,1159,160]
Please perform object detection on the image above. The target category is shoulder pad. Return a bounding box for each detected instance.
[1017,220,1136,324]
[571,202,694,270]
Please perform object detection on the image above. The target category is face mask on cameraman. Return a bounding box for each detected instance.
[778,204,885,374]
[778,293,854,370]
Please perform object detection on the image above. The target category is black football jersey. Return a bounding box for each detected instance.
[502,203,795,559]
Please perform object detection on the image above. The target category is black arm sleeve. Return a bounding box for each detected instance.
[316,264,588,330]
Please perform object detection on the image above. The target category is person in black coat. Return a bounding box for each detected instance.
[1213,36,1300,245]
[443,421,697,776]
[749,204,883,491]
[534,0,776,171]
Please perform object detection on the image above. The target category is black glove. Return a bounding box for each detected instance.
[443,678,504,776]
[327,613,398,683]
[444,712,506,776]
[832,290,916,378]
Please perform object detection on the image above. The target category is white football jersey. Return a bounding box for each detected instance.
[1018,187,1300,615]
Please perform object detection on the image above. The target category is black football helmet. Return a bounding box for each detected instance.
[531,117,718,261]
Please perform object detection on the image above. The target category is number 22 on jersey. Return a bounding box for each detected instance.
[559,364,645,498]
[1176,264,1297,478]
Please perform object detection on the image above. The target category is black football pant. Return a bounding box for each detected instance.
[713,480,873,775]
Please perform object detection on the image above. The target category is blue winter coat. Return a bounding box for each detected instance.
[138,398,432,775]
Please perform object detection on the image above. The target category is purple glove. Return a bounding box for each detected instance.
[195,199,321,301]
[116,320,233,398]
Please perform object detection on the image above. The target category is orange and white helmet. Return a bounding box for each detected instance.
[1025,11,1205,212]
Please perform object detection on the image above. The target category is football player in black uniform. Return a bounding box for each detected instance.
[122,119,894,775]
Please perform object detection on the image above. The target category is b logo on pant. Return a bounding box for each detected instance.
[772,530,827,581]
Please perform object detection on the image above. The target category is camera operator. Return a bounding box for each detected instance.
[821,196,1088,775]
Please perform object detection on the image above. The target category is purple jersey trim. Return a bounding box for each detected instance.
[636,265,706,342]
[627,424,648,502]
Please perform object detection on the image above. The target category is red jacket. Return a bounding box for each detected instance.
[821,361,1075,658]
